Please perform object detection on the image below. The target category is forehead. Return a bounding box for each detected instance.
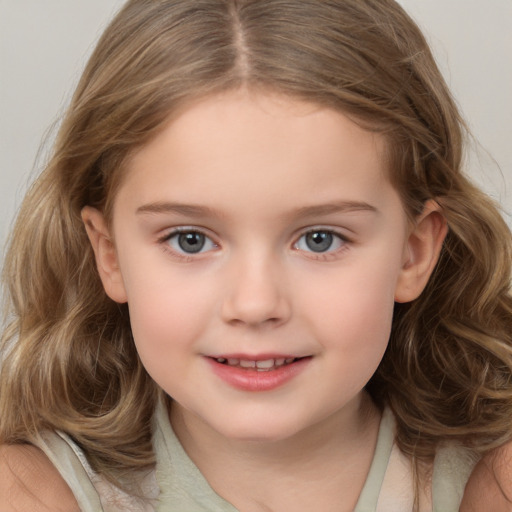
[116,90,395,219]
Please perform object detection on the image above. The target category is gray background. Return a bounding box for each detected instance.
[1,0,511,265]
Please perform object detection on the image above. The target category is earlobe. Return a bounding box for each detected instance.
[394,200,448,303]
[81,206,128,303]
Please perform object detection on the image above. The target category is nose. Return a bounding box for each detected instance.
[220,251,291,328]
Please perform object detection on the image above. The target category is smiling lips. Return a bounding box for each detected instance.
[207,355,311,391]
[214,356,298,371]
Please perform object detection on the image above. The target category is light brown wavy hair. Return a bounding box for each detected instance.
[1,0,511,492]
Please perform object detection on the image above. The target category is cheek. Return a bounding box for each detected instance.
[120,260,218,364]
[308,277,396,396]
[298,255,401,355]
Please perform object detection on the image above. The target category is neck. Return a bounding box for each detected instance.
[170,393,381,512]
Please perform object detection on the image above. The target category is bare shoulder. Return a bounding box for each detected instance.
[460,443,512,512]
[0,443,80,512]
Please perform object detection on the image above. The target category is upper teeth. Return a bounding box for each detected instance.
[215,357,295,371]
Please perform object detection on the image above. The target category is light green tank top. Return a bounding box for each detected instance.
[36,401,477,512]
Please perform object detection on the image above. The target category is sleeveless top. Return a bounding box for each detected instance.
[35,402,478,512]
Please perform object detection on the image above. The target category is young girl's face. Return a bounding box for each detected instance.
[86,89,441,442]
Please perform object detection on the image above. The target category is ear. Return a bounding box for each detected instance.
[394,200,448,303]
[81,206,128,303]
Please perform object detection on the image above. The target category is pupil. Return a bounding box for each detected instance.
[178,232,205,253]
[306,231,333,252]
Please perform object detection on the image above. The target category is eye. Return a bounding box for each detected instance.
[294,230,346,253]
[165,230,217,254]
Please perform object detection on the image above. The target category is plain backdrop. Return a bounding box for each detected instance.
[1,0,511,267]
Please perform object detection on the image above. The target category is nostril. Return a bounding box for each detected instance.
[220,271,292,327]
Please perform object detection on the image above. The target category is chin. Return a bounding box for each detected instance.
[211,417,305,443]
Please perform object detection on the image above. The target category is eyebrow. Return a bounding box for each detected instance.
[136,200,378,219]
[291,201,378,219]
[136,202,225,218]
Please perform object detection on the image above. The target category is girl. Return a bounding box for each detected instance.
[1,1,511,511]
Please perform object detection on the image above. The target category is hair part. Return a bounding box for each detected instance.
[1,0,511,493]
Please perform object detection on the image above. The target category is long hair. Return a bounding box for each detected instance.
[2,0,511,487]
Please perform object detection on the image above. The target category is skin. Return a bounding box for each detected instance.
[0,445,80,511]
[460,446,512,511]
[81,89,448,511]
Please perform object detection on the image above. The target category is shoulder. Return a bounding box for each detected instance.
[460,443,512,512]
[0,443,80,512]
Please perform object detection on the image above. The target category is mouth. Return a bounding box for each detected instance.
[211,357,304,372]
[206,355,312,391]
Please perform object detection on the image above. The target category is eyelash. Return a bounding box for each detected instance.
[158,227,351,261]
[158,227,219,262]
[293,229,350,260]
